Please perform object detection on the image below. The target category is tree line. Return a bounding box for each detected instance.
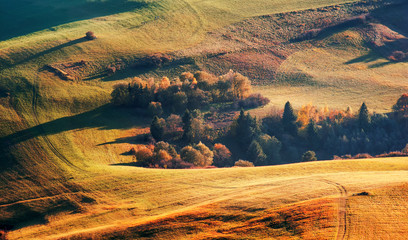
[113,73,408,168]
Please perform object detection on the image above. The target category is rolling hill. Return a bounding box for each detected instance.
[1,0,408,239]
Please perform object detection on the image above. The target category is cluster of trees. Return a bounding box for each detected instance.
[111,70,269,115]
[123,67,408,169]
[139,93,408,168]
[261,95,408,162]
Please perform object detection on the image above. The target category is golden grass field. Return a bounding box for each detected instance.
[1,0,408,239]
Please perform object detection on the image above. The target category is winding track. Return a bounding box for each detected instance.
[319,179,348,240]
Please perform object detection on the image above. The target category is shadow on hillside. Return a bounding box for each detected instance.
[344,49,404,68]
[22,38,87,66]
[0,104,150,148]
[0,0,150,41]
[98,135,146,146]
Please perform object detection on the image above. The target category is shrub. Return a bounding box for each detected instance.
[235,93,270,109]
[302,151,317,162]
[85,31,96,40]
[234,160,254,167]
[148,102,163,117]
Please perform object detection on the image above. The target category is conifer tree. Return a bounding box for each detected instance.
[358,102,370,130]
[182,110,193,142]
[282,101,298,136]
[306,120,319,149]
[150,116,165,141]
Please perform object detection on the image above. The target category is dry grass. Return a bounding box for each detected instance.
[2,0,408,239]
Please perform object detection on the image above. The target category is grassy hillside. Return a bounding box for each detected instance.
[1,0,408,239]
[5,157,408,239]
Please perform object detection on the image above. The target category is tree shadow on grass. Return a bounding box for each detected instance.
[0,0,150,41]
[344,50,401,68]
[0,104,150,148]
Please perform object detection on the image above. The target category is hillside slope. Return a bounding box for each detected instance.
[1,0,408,239]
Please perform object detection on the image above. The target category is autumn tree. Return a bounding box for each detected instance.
[219,70,251,100]
[393,93,408,118]
[150,116,165,141]
[135,146,154,166]
[282,101,298,136]
[180,142,213,167]
[213,143,232,167]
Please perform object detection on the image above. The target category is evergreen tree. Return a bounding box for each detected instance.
[358,102,370,130]
[150,116,165,141]
[306,120,319,149]
[282,101,298,136]
[247,140,267,166]
[233,110,261,147]
[182,110,193,142]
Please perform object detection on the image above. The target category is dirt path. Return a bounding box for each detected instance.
[319,179,348,240]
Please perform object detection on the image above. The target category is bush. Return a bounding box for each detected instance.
[85,31,96,40]
[302,151,317,162]
[234,160,254,167]
[235,93,270,109]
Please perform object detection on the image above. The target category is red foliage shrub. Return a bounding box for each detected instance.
[85,31,96,40]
